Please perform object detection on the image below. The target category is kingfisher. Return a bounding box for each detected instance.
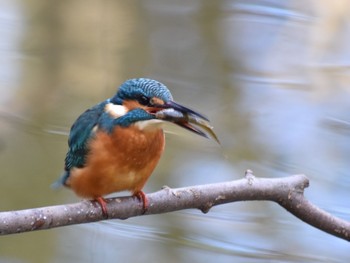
[53,78,219,216]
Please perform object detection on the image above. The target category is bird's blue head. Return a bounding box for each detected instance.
[107,78,219,142]
[111,78,173,105]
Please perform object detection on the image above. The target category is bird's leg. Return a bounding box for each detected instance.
[134,191,149,214]
[94,197,108,218]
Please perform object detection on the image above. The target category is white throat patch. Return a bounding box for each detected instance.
[135,119,164,131]
[105,103,127,118]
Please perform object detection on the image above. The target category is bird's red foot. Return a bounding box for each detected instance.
[94,197,108,218]
[134,191,149,214]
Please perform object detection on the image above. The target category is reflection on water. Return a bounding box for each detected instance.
[0,0,349,262]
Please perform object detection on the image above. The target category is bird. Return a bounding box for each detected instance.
[53,78,219,217]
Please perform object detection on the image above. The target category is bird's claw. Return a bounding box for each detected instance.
[94,197,109,218]
[134,191,149,214]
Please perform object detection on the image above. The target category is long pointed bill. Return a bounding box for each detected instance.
[154,101,220,144]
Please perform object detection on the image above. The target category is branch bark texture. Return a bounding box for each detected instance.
[0,172,349,241]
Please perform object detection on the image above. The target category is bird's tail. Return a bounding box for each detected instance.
[51,171,69,189]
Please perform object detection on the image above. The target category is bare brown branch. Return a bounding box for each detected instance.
[0,172,349,241]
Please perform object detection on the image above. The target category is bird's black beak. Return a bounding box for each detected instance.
[154,101,220,144]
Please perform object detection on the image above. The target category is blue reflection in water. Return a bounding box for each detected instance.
[0,0,22,105]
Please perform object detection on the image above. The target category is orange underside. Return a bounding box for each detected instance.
[66,126,165,199]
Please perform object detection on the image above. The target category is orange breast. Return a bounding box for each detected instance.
[66,126,165,199]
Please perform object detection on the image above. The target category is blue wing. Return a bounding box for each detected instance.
[52,101,108,188]
[64,101,108,171]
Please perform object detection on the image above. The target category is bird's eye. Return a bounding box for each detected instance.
[138,95,150,105]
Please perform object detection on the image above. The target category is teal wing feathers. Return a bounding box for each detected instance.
[52,101,108,188]
[64,101,108,171]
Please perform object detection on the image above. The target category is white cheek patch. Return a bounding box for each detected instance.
[135,119,164,131]
[105,103,128,118]
[92,125,98,133]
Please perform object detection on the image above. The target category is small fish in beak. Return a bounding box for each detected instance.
[155,107,220,144]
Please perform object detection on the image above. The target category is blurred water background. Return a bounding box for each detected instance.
[0,0,349,262]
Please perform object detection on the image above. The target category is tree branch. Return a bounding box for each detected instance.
[0,171,349,241]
